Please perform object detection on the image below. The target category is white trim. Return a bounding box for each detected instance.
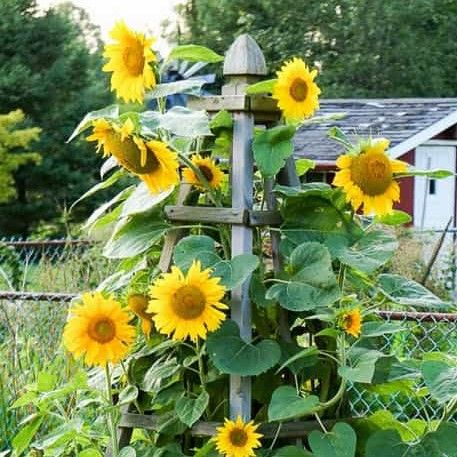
[424,139,457,146]
[388,110,457,159]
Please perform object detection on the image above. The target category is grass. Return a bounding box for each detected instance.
[0,242,114,451]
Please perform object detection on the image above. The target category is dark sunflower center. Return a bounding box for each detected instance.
[289,78,308,102]
[343,314,354,329]
[350,151,393,196]
[89,318,115,343]
[122,44,145,76]
[229,428,249,447]
[128,294,151,320]
[107,133,159,174]
[171,285,205,320]
[199,165,214,182]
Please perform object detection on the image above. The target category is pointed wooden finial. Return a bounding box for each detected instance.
[222,34,267,95]
[223,34,267,76]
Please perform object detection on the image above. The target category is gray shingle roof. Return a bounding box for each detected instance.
[293,99,457,162]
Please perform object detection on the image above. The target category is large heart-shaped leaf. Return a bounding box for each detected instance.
[207,320,281,376]
[308,423,356,457]
[174,235,258,289]
[175,390,209,427]
[332,229,398,274]
[253,125,296,177]
[421,360,457,404]
[103,210,169,259]
[266,242,339,311]
[121,183,174,218]
[338,348,384,384]
[365,423,457,457]
[159,106,212,137]
[378,274,448,309]
[268,386,319,422]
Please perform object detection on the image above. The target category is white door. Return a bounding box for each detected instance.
[414,145,455,229]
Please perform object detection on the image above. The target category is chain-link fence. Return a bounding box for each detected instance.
[1,239,457,434]
[349,311,457,422]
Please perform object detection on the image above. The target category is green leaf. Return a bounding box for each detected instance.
[174,235,259,290]
[268,386,319,421]
[10,391,38,409]
[308,423,357,457]
[175,390,209,427]
[374,210,412,226]
[295,158,315,176]
[168,44,223,63]
[277,344,319,375]
[212,254,259,290]
[245,79,277,95]
[378,274,448,309]
[146,78,208,99]
[141,357,181,392]
[37,371,57,392]
[402,168,454,179]
[79,449,103,457]
[71,169,125,210]
[207,320,281,376]
[12,415,43,456]
[174,235,219,271]
[159,106,211,137]
[253,125,296,177]
[338,349,384,383]
[327,126,352,149]
[266,242,339,311]
[67,104,119,142]
[333,229,398,274]
[209,110,233,131]
[421,360,457,404]
[119,447,136,457]
[103,210,169,259]
[119,385,139,406]
[362,321,404,338]
[365,423,457,457]
[121,183,174,218]
[274,446,312,457]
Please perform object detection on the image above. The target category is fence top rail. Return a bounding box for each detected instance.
[0,291,77,302]
[0,291,456,322]
[0,239,93,248]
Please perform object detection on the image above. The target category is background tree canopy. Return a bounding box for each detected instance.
[0,0,112,237]
[166,0,457,98]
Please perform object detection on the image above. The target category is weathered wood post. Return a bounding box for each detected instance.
[222,34,267,420]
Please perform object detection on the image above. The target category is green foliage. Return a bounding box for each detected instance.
[168,0,457,98]
[0,0,112,236]
[0,109,41,203]
[268,386,319,421]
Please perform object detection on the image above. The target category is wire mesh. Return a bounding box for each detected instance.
[349,311,457,422]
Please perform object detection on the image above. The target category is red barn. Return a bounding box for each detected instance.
[293,99,457,229]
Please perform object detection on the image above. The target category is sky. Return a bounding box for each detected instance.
[37,0,183,53]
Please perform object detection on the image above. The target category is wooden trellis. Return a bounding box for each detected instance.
[111,34,302,453]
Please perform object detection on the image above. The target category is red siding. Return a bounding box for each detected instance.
[395,150,415,220]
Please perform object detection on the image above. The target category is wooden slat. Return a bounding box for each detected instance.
[188,94,279,115]
[118,413,348,439]
[165,206,282,226]
[165,206,247,225]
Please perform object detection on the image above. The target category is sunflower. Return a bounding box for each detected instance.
[103,21,157,103]
[333,138,408,216]
[339,309,362,338]
[63,292,136,366]
[86,119,179,194]
[272,57,321,121]
[147,261,227,341]
[214,416,263,457]
[182,155,225,190]
[128,294,154,337]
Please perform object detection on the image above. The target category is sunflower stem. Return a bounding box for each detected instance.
[104,364,119,457]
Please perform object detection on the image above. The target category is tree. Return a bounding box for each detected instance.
[0,110,41,203]
[0,0,112,237]
[167,0,457,97]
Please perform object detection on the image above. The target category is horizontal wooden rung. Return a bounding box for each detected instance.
[165,206,282,226]
[119,413,348,438]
